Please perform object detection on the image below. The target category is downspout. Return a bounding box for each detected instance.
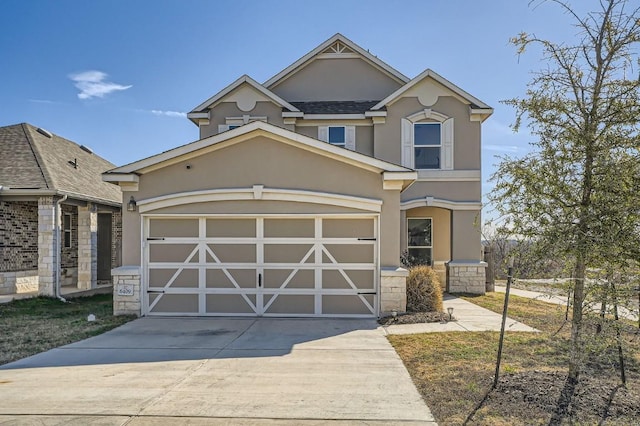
[54,194,68,302]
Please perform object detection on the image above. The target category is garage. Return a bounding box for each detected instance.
[144,215,378,317]
[105,122,415,318]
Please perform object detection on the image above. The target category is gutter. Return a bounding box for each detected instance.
[54,194,68,302]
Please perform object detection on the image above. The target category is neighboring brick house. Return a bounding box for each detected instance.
[105,34,492,318]
[0,123,122,296]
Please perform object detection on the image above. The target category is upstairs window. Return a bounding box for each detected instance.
[401,111,454,170]
[414,123,441,169]
[318,125,356,150]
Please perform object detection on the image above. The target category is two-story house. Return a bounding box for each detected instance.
[104,34,492,318]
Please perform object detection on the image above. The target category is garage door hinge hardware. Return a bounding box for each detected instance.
[146,237,165,241]
[357,237,376,241]
[147,290,165,294]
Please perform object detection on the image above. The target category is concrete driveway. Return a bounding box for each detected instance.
[0,318,436,425]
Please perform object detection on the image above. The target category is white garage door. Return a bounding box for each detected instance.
[143,216,378,317]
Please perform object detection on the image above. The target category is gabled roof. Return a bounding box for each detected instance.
[188,75,300,121]
[0,123,121,204]
[371,69,493,114]
[264,33,410,90]
[104,121,415,184]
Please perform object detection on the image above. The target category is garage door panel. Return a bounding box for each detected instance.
[264,244,313,263]
[323,244,374,264]
[149,219,199,238]
[264,269,314,289]
[205,269,235,289]
[150,294,199,314]
[322,219,374,238]
[207,244,256,263]
[264,218,314,238]
[263,294,314,315]
[149,244,198,263]
[321,270,353,290]
[206,294,256,314]
[206,219,255,238]
[323,295,375,315]
[149,268,199,288]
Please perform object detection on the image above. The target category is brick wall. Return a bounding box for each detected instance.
[60,204,78,269]
[0,201,38,272]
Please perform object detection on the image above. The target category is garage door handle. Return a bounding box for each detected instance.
[146,237,165,241]
[357,238,376,241]
[147,290,165,294]
[258,273,262,287]
[357,291,376,295]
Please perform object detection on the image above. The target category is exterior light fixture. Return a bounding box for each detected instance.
[127,196,137,212]
[391,310,398,321]
[447,307,454,321]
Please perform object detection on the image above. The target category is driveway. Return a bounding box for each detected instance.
[0,318,436,425]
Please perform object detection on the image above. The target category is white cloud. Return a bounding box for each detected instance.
[151,110,187,118]
[483,144,519,153]
[28,99,58,104]
[69,70,132,100]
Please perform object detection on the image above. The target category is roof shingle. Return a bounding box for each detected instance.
[288,101,384,114]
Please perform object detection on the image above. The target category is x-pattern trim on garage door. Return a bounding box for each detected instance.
[144,215,378,317]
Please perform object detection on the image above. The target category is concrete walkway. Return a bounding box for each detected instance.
[496,285,639,322]
[384,294,539,335]
[0,318,436,425]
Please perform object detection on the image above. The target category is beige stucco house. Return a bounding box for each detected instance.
[104,34,492,318]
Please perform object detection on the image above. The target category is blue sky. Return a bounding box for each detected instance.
[1,0,590,220]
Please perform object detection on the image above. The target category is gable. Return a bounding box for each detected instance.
[269,57,403,102]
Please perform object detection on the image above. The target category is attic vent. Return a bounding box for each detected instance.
[36,127,53,138]
[80,145,93,154]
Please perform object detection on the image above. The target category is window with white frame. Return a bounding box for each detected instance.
[414,123,441,169]
[63,213,72,249]
[407,217,432,265]
[218,116,267,133]
[401,111,454,170]
[318,125,356,150]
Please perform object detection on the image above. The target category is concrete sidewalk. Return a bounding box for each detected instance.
[496,285,639,322]
[383,294,539,335]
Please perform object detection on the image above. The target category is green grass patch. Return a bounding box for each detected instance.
[0,294,135,365]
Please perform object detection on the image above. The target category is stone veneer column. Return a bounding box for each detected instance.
[37,196,57,296]
[112,266,141,316]
[380,266,409,315]
[447,261,487,294]
[77,203,97,290]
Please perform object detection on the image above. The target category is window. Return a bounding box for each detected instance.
[318,125,356,150]
[63,213,72,248]
[401,112,453,170]
[407,218,432,265]
[414,123,440,169]
[328,126,346,146]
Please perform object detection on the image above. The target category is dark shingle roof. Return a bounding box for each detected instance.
[0,123,121,204]
[288,101,385,114]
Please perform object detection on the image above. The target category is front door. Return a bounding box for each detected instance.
[97,213,112,281]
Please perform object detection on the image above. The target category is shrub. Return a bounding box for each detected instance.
[406,265,443,312]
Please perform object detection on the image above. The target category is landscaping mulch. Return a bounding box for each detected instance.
[378,311,447,325]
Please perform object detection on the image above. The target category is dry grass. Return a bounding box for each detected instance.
[389,293,640,425]
[0,295,135,365]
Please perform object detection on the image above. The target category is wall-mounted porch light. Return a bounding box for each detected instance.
[127,196,137,212]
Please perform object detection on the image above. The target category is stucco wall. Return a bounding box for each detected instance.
[269,58,402,101]
[121,135,402,268]
[199,101,285,139]
[374,96,481,169]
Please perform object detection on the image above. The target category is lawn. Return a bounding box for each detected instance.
[389,293,640,425]
[0,294,136,365]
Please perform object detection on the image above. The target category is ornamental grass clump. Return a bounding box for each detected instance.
[407,265,443,312]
